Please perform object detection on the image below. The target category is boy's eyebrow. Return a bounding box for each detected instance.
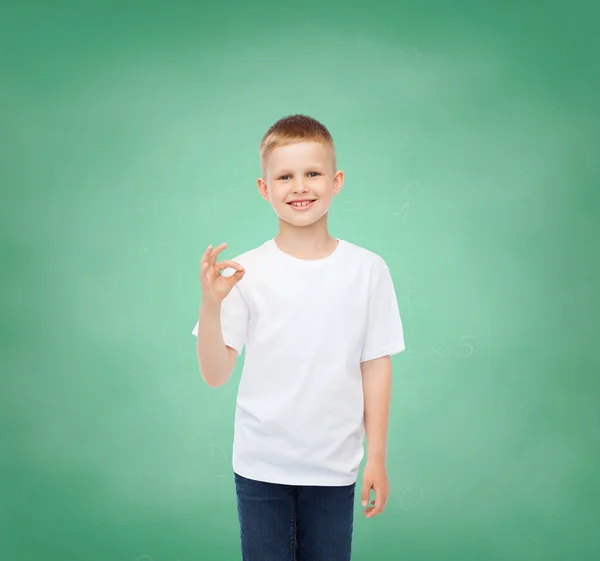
[273,164,325,175]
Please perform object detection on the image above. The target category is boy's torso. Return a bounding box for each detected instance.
[226,239,386,486]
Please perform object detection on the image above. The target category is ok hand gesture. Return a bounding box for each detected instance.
[200,243,245,305]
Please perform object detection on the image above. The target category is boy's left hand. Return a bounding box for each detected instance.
[360,460,389,518]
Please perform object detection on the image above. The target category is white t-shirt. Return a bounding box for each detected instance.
[192,238,405,486]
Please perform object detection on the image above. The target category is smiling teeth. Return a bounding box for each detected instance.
[291,201,313,207]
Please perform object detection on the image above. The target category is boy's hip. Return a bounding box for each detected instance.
[234,471,355,561]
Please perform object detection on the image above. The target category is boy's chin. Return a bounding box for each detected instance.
[277,210,329,227]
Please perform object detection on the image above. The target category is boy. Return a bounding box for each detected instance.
[192,114,404,560]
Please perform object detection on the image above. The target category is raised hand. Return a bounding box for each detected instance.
[200,243,245,305]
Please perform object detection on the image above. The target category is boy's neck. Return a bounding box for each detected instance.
[274,223,338,261]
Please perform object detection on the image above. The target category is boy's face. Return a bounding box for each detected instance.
[257,141,344,228]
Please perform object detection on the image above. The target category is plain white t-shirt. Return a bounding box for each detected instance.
[192,238,405,486]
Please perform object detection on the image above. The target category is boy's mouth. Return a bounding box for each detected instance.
[287,199,316,209]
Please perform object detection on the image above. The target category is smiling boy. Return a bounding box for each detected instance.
[193,114,405,560]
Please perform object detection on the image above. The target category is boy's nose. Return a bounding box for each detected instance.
[292,181,308,193]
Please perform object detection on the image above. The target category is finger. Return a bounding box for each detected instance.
[221,268,245,290]
[204,261,217,285]
[365,508,378,518]
[200,247,213,281]
[370,490,384,517]
[215,260,245,273]
[361,483,371,507]
[201,244,213,265]
[209,242,228,265]
[231,268,246,283]
[364,492,379,518]
[200,260,210,283]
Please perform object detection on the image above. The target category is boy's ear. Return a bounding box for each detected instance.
[257,178,270,202]
[333,170,344,196]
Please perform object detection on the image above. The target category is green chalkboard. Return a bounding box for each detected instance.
[2,0,598,560]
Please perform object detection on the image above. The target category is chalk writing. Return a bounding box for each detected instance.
[399,483,424,510]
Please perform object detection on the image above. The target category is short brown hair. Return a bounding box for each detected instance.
[259,114,336,177]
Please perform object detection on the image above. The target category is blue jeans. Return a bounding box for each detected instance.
[234,472,356,561]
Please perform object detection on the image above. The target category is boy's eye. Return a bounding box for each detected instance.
[279,172,320,180]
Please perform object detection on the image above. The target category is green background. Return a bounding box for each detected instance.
[2,0,599,559]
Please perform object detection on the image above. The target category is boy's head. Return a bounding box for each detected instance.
[257,114,344,228]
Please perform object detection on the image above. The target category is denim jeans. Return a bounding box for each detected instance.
[234,471,356,561]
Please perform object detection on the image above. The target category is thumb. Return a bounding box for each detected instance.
[227,268,246,287]
[361,479,371,507]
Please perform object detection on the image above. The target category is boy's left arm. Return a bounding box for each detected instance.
[361,355,392,518]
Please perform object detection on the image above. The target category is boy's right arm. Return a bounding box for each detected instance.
[196,299,237,387]
[196,242,246,387]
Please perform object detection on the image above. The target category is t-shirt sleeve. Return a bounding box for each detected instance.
[191,269,250,356]
[360,260,405,363]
